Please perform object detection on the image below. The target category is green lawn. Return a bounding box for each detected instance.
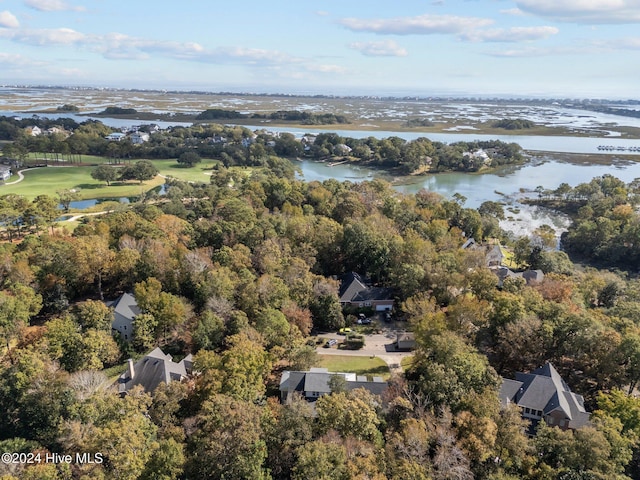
[0,156,246,201]
[401,356,415,371]
[0,166,164,200]
[152,159,220,183]
[25,153,115,165]
[318,355,390,380]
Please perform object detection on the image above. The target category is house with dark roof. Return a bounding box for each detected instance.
[461,237,478,250]
[118,347,193,395]
[338,272,394,311]
[279,367,387,403]
[396,332,416,351]
[492,266,545,287]
[499,363,590,434]
[106,293,140,341]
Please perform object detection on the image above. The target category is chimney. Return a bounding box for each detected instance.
[127,358,135,380]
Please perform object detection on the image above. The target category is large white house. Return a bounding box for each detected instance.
[130,132,150,144]
[105,132,126,142]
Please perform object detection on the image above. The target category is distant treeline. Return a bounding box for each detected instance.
[56,104,80,112]
[492,118,536,130]
[100,106,138,115]
[404,118,436,127]
[579,105,640,119]
[196,108,350,124]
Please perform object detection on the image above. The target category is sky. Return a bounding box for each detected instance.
[0,0,639,98]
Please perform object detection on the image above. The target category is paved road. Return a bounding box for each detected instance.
[65,210,114,222]
[316,329,414,373]
[3,165,79,185]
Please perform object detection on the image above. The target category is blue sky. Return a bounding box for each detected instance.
[0,0,639,98]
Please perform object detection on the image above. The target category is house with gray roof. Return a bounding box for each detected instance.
[338,272,394,311]
[118,347,193,395]
[279,367,387,403]
[396,332,416,351]
[106,292,140,341]
[492,266,544,287]
[499,363,590,434]
[486,245,507,267]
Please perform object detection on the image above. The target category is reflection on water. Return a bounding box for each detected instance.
[298,159,640,208]
[298,157,640,237]
[59,183,167,210]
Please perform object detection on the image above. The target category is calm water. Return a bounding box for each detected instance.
[298,157,640,208]
[10,108,638,237]
[60,184,167,210]
[298,157,640,238]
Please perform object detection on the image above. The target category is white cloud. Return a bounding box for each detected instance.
[487,45,593,57]
[306,64,348,74]
[592,36,640,49]
[339,14,493,35]
[0,25,299,67]
[614,37,640,48]
[169,46,301,66]
[0,27,86,45]
[0,52,46,66]
[0,10,19,28]
[24,0,85,12]
[460,26,559,42]
[500,8,525,16]
[516,0,640,23]
[349,40,408,56]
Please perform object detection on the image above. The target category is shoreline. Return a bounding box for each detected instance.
[14,109,640,139]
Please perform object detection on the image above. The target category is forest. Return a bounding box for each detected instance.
[0,115,523,175]
[0,146,640,479]
[525,175,640,271]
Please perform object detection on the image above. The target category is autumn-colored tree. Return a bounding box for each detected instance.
[281,301,313,336]
[186,394,269,480]
[73,235,115,300]
[74,299,114,331]
[316,390,382,443]
[293,440,349,480]
[0,284,42,362]
[264,395,315,479]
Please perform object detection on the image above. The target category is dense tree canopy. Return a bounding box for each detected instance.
[0,140,638,479]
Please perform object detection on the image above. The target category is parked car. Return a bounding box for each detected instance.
[338,327,352,335]
[324,339,337,348]
[384,312,392,322]
[357,317,372,325]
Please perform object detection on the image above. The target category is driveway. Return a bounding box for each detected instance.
[316,328,414,373]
